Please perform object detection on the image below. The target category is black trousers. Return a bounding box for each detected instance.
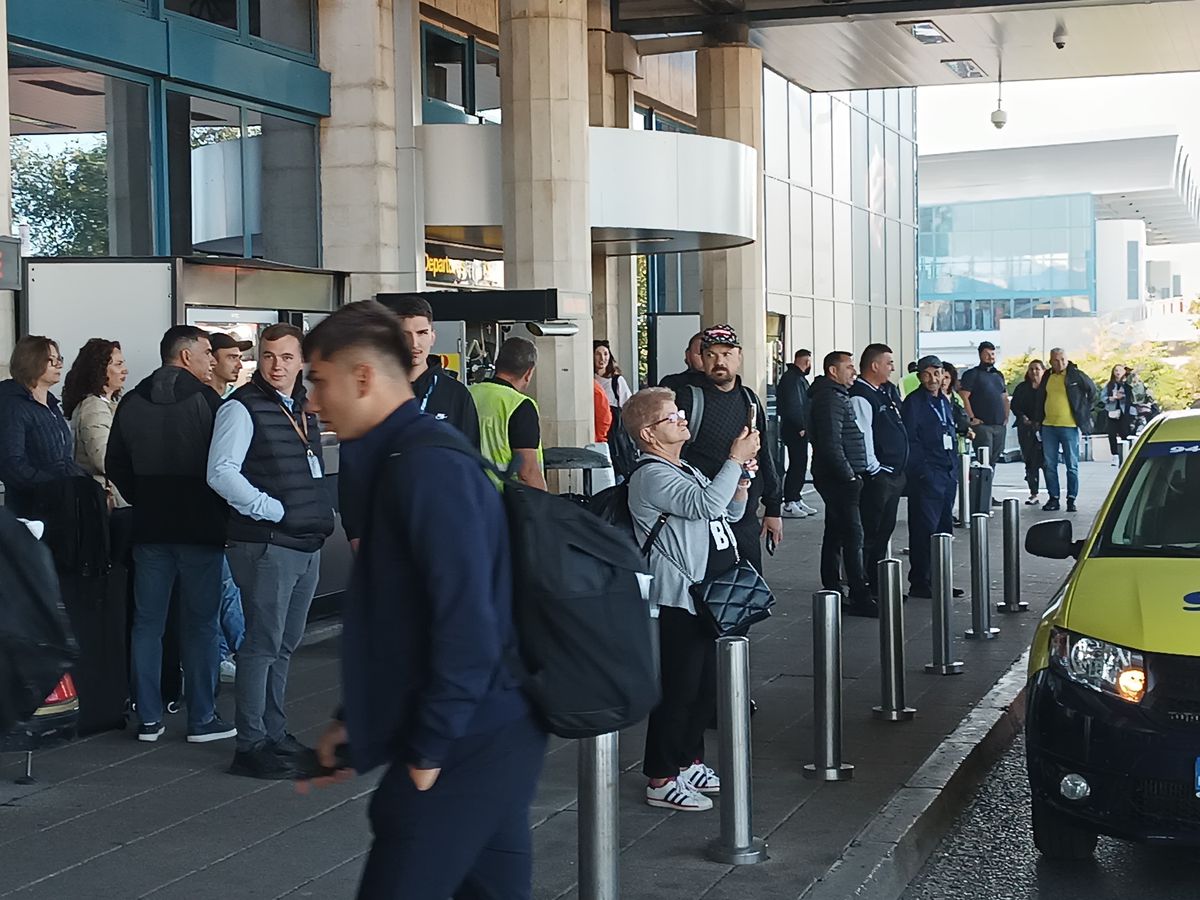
[1106,415,1133,455]
[358,714,547,900]
[860,470,906,591]
[783,433,809,503]
[731,508,763,574]
[907,468,956,590]
[1016,425,1042,495]
[815,476,870,604]
[643,607,716,780]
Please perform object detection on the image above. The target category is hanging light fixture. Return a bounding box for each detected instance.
[991,55,1008,129]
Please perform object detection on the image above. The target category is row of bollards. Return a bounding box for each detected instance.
[575,492,1028,896]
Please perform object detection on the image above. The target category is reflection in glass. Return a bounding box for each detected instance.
[254,112,319,266]
[765,178,791,293]
[475,46,501,123]
[763,68,788,178]
[788,84,811,186]
[424,30,466,111]
[166,0,237,30]
[167,94,244,256]
[811,93,832,196]
[9,52,153,256]
[250,0,315,53]
[791,187,813,296]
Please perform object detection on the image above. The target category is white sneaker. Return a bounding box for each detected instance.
[798,500,819,515]
[220,658,237,684]
[781,501,809,519]
[680,762,721,794]
[646,776,713,811]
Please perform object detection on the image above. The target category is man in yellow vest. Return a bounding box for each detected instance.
[470,337,547,490]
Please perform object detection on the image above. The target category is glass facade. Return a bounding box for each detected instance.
[917,194,1096,332]
[762,71,919,367]
[8,0,325,263]
[421,24,502,124]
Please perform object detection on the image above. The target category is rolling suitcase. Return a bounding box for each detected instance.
[969,463,994,515]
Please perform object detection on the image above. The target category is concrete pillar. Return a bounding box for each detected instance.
[696,44,766,397]
[392,0,426,292]
[318,0,408,300]
[0,0,13,377]
[500,0,592,448]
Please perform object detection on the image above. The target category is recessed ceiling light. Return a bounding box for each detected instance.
[942,59,987,79]
[898,20,951,45]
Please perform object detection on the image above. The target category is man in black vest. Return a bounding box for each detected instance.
[849,344,908,597]
[207,323,335,779]
[809,350,874,616]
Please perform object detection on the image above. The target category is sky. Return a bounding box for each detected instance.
[917,71,1200,296]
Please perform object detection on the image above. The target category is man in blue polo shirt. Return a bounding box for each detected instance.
[959,340,1010,473]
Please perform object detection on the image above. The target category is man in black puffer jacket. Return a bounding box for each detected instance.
[809,350,874,616]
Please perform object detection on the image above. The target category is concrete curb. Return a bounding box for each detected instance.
[800,649,1031,900]
[300,619,343,649]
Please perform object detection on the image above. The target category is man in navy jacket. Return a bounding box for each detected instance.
[299,301,545,900]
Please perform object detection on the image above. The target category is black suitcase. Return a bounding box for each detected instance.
[969,463,994,515]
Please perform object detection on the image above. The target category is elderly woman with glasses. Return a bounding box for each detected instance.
[624,386,759,812]
[0,335,86,517]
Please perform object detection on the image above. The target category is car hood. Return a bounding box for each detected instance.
[1063,558,1200,656]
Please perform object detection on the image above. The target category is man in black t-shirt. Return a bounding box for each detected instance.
[675,325,783,573]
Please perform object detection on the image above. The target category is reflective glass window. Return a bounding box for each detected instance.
[869,213,885,303]
[788,84,811,186]
[884,89,899,130]
[899,140,915,225]
[899,89,915,138]
[166,0,237,30]
[791,187,813,296]
[868,120,884,213]
[832,99,851,201]
[168,93,244,256]
[886,219,900,305]
[852,207,869,302]
[834,201,852,302]
[885,130,900,220]
[763,69,789,178]
[424,29,467,111]
[252,111,319,265]
[251,0,314,53]
[813,194,834,298]
[9,52,153,256]
[811,92,833,196]
[851,111,868,208]
[475,46,501,123]
[765,178,791,293]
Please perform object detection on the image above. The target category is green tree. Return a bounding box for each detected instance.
[11,137,109,256]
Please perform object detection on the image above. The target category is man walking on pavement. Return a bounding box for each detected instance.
[469,336,546,490]
[298,301,545,900]
[809,351,874,616]
[777,349,817,519]
[107,325,236,744]
[959,341,1010,481]
[1034,347,1098,513]
[849,344,908,597]
[207,324,334,778]
[673,325,783,574]
[902,356,965,600]
[658,332,706,393]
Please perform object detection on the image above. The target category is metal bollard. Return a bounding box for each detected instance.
[804,591,854,781]
[1117,438,1128,467]
[956,451,971,528]
[873,559,915,721]
[978,445,991,469]
[999,499,1029,613]
[965,513,1000,640]
[925,533,964,675]
[1081,434,1094,462]
[708,637,767,865]
[578,732,619,899]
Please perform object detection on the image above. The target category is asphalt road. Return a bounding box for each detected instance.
[902,735,1197,900]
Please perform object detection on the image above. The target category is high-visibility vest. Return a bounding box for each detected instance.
[468,380,544,477]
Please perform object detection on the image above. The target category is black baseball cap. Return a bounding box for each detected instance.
[210,332,252,353]
[916,355,944,373]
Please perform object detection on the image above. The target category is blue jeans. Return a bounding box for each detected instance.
[1041,425,1081,500]
[131,544,223,729]
[218,556,245,662]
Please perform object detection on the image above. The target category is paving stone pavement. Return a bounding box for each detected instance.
[0,458,1118,900]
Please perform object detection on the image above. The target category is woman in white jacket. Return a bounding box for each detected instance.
[62,338,129,509]
[625,387,759,811]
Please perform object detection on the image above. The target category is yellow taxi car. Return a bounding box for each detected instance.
[1024,411,1200,858]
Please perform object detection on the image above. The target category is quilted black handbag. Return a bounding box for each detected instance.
[689,560,776,637]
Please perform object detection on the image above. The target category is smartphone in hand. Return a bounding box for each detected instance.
[747,401,758,432]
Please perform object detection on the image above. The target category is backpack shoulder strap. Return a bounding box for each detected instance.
[686,385,704,444]
[627,456,673,556]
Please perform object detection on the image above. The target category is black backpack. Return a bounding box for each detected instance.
[0,508,77,734]
[606,378,639,480]
[27,476,110,577]
[391,433,660,739]
[589,458,670,554]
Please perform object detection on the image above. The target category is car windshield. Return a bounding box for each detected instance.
[1097,441,1200,557]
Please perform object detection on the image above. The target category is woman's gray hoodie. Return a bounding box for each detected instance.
[627,454,746,615]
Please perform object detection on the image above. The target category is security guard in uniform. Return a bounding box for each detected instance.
[901,355,964,600]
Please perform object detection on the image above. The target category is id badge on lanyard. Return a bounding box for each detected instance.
[280,402,323,479]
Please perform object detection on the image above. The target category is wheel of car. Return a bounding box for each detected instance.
[1031,793,1098,860]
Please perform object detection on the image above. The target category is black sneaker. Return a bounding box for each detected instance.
[908,584,933,599]
[137,722,165,742]
[844,599,880,619]
[229,744,297,780]
[187,715,237,744]
[1043,498,1062,512]
[272,733,311,757]
[1066,498,1078,513]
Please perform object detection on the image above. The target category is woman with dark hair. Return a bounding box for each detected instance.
[593,341,633,409]
[1011,359,1046,504]
[0,335,85,517]
[940,362,974,451]
[63,339,130,508]
[1103,364,1133,465]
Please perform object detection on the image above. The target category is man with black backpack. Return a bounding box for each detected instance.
[298,301,546,900]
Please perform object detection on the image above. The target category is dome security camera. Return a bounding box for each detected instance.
[1053,24,1068,50]
[991,108,1008,129]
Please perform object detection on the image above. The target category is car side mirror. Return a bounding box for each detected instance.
[1026,520,1080,559]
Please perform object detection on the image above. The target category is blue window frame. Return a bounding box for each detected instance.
[420,24,501,125]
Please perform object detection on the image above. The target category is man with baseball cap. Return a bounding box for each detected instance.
[674,324,783,573]
[901,356,964,599]
[209,333,253,400]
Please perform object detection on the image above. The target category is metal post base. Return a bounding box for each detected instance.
[803,763,855,781]
[707,837,768,866]
[14,751,34,785]
[872,706,916,721]
[925,661,965,675]
[997,601,1030,613]
[964,627,1001,640]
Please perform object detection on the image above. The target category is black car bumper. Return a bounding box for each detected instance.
[1026,667,1200,845]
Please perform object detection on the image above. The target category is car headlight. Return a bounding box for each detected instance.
[1049,627,1146,703]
